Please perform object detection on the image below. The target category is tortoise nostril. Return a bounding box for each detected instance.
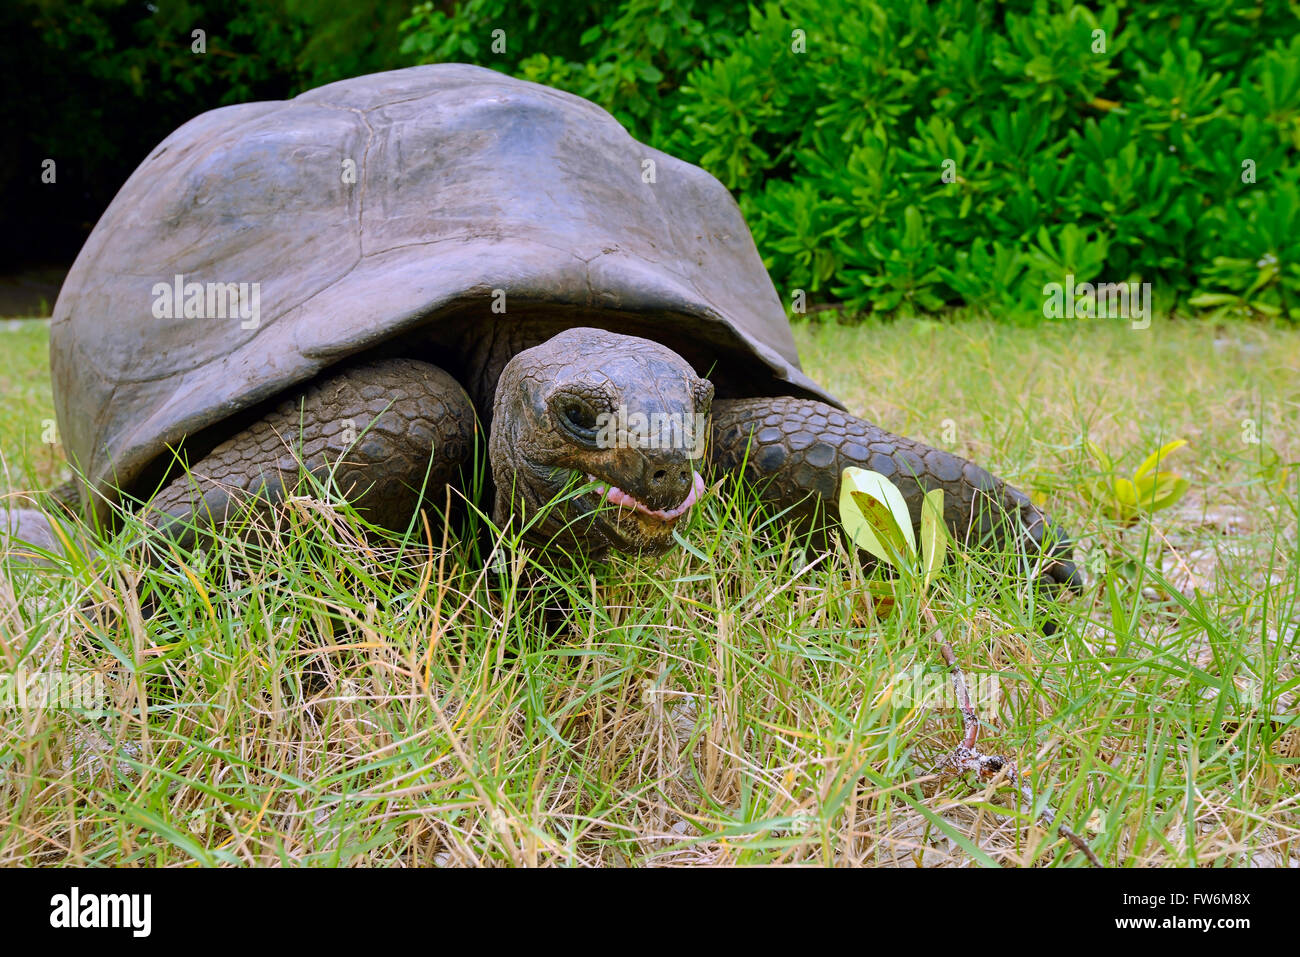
[643,463,692,507]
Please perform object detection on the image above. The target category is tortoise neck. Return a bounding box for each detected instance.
[460,320,554,427]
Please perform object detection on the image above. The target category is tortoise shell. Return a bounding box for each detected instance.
[50,63,837,516]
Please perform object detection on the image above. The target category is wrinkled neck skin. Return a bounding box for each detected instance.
[489,327,713,560]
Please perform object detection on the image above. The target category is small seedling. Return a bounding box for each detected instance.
[839,467,949,612]
[1083,438,1190,522]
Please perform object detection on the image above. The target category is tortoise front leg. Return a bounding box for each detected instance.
[709,396,1081,590]
[144,358,476,550]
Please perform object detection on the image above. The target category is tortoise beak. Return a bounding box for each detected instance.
[586,439,698,510]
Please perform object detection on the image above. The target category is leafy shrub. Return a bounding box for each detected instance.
[402,0,1300,322]
[12,0,1297,323]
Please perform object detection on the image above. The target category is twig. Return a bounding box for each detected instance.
[935,642,1101,866]
[1057,822,1103,867]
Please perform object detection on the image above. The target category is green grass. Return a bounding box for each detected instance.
[1,315,1297,866]
[0,320,63,493]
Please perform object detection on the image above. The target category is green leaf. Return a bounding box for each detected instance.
[920,487,949,589]
[1113,477,1139,508]
[1187,293,1240,308]
[1137,472,1191,511]
[840,467,917,569]
[1134,439,1187,481]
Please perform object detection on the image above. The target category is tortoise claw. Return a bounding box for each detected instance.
[1045,553,1084,593]
[1030,516,1083,594]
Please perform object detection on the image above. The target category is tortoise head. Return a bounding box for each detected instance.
[490,327,713,557]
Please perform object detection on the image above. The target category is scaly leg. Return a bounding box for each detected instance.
[710,396,1080,590]
[144,358,475,549]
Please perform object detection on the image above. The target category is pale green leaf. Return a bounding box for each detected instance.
[1113,477,1138,507]
[1134,439,1187,482]
[840,467,917,568]
[1146,475,1191,512]
[920,487,949,589]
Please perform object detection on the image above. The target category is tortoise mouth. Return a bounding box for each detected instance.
[561,469,705,553]
[582,471,705,522]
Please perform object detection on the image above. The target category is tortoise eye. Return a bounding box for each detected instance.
[564,403,597,432]
[549,391,607,442]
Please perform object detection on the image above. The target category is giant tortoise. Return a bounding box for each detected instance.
[15,64,1079,591]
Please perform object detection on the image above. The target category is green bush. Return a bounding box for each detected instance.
[401,0,1300,321]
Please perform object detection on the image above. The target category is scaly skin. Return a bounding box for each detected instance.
[709,396,1081,589]
[144,358,475,548]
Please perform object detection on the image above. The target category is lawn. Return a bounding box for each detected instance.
[1,314,1297,866]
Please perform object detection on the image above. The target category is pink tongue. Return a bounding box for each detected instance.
[589,471,706,521]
